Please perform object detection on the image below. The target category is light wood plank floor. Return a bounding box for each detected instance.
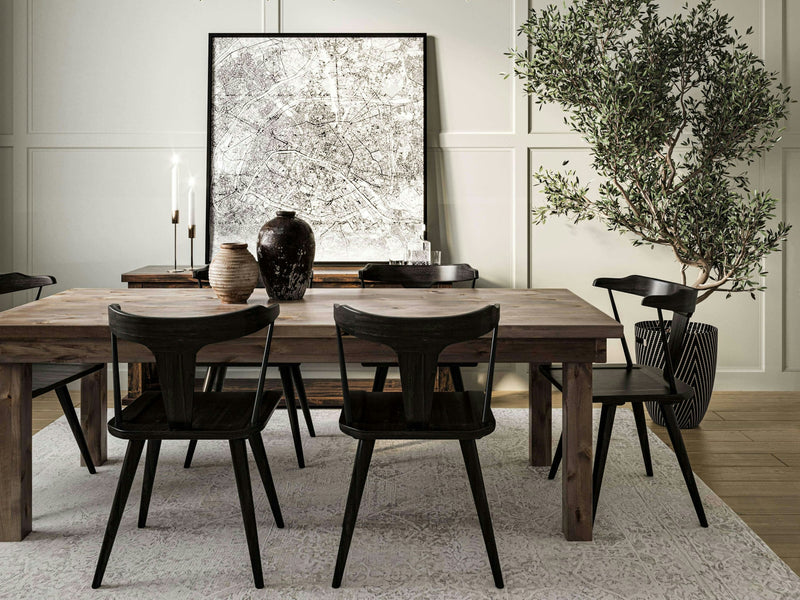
[37,388,800,574]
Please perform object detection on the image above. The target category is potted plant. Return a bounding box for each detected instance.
[508,0,792,427]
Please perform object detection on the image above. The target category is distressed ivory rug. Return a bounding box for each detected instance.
[1,408,799,599]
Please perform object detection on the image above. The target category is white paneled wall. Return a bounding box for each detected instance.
[28,0,263,134]
[28,148,207,292]
[0,0,10,135]
[0,148,11,312]
[785,149,800,372]
[429,149,515,288]
[0,1,10,311]
[0,0,798,390]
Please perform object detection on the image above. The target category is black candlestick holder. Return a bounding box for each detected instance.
[168,210,185,273]
[188,224,196,270]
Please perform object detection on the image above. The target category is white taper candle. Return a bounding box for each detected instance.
[171,154,180,214]
[188,177,196,227]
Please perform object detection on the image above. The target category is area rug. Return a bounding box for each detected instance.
[1,408,799,599]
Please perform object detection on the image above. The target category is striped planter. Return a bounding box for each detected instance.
[634,321,718,429]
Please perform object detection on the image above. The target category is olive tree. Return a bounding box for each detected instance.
[508,0,791,301]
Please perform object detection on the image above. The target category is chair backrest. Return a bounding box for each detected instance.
[0,272,56,300]
[334,303,500,427]
[358,264,479,288]
[108,303,280,429]
[593,275,697,392]
[192,266,210,289]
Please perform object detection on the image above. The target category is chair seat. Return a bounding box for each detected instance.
[542,364,694,404]
[32,363,104,397]
[339,390,495,440]
[108,390,283,440]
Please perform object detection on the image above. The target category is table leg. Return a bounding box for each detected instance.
[126,362,158,402]
[528,362,552,466]
[561,361,593,541]
[80,367,107,467]
[435,366,454,392]
[127,362,143,396]
[0,363,32,541]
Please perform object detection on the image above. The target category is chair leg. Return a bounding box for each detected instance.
[332,439,375,588]
[230,438,264,589]
[371,365,389,392]
[592,404,616,524]
[279,366,305,469]
[138,440,161,528]
[548,434,563,480]
[54,385,96,474]
[183,366,219,469]
[459,439,504,588]
[214,366,228,392]
[450,365,465,393]
[183,440,198,469]
[291,364,316,437]
[632,402,654,476]
[203,365,219,392]
[659,403,708,527]
[248,433,284,528]
[92,439,145,589]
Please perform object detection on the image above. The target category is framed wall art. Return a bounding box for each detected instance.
[206,33,426,263]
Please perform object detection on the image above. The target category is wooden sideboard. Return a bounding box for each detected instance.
[122,264,364,288]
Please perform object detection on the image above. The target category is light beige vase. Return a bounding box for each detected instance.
[208,242,259,304]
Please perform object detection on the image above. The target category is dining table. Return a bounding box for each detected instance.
[0,286,622,543]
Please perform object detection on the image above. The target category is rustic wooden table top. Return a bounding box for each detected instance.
[0,287,622,341]
[0,286,617,543]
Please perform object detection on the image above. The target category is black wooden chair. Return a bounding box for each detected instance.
[92,303,285,589]
[0,272,101,474]
[182,265,315,470]
[332,302,504,588]
[357,263,480,393]
[542,275,708,528]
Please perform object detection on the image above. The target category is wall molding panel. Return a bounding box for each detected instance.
[783,148,800,372]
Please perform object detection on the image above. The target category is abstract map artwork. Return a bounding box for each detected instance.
[207,34,426,262]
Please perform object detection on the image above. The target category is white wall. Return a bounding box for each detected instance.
[0,0,798,390]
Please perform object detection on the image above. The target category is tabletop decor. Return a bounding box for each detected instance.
[208,242,259,304]
[205,33,426,264]
[168,154,184,273]
[257,210,315,300]
[509,0,792,427]
[187,177,196,269]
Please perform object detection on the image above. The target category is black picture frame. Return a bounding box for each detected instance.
[205,33,427,265]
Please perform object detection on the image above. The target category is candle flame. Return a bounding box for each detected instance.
[188,176,196,187]
[171,154,180,165]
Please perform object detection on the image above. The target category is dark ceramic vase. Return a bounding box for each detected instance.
[257,210,315,300]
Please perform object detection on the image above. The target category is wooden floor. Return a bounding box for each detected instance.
[36,386,800,575]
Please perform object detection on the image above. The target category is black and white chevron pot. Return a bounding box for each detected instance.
[634,320,719,429]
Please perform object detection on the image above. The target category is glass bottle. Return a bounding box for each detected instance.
[406,225,431,265]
